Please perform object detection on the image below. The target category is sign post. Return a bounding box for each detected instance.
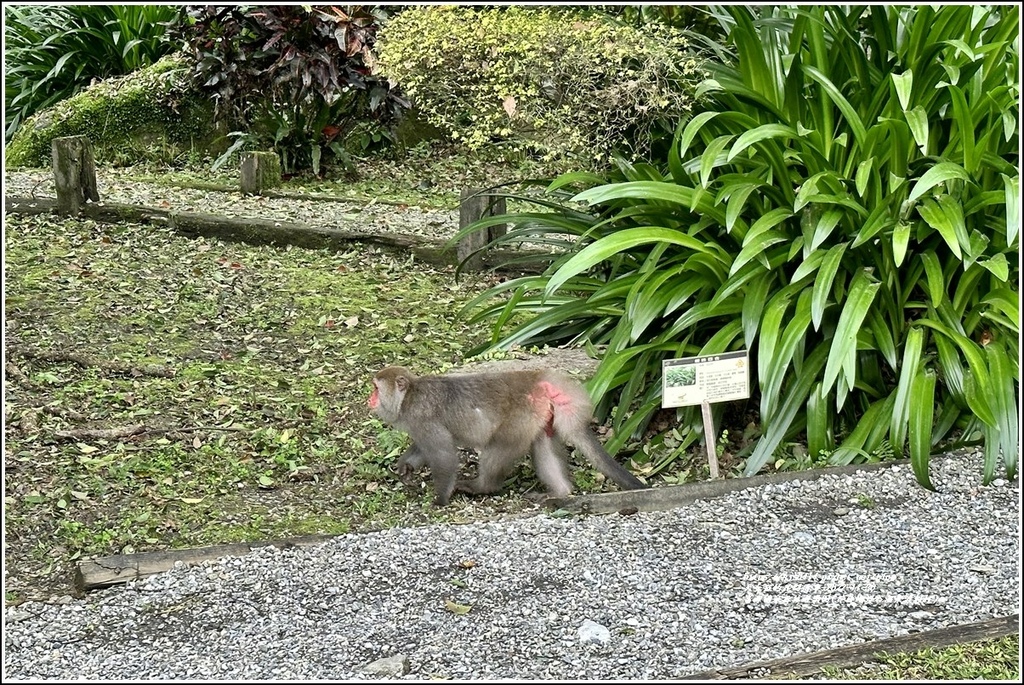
[662,350,750,479]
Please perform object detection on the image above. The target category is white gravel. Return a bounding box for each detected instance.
[4,450,1018,679]
[4,168,460,241]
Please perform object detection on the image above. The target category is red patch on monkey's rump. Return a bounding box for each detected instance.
[531,381,571,436]
[538,381,572,408]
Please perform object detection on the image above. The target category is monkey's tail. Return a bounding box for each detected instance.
[542,375,648,491]
[571,430,649,490]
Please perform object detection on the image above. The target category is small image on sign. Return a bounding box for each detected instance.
[662,351,750,408]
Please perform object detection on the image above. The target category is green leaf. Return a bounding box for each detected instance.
[545,228,714,296]
[907,162,971,203]
[917,198,963,259]
[908,367,937,490]
[867,308,898,370]
[985,341,1019,481]
[726,124,798,162]
[810,242,848,330]
[1003,174,1019,246]
[855,158,874,198]
[572,182,726,224]
[741,272,773,347]
[904,106,929,151]
[822,270,881,395]
[915,319,995,427]
[944,82,977,174]
[981,288,1019,331]
[678,111,720,159]
[761,290,812,422]
[919,251,946,307]
[892,222,912,266]
[805,382,830,461]
[745,344,828,476]
[700,135,734,188]
[731,231,786,277]
[892,70,913,111]
[791,248,825,283]
[803,64,868,146]
[978,253,1009,282]
[890,326,924,457]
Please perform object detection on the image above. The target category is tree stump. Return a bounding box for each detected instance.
[51,136,100,216]
[458,188,508,271]
[240,152,281,195]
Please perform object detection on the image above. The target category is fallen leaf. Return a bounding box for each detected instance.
[444,599,472,615]
[180,497,205,504]
[458,559,476,569]
[76,443,99,454]
[502,95,516,117]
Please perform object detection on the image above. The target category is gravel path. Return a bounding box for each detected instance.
[4,168,460,241]
[4,450,1018,680]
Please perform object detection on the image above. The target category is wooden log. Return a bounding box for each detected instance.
[547,458,916,515]
[239,151,281,195]
[457,188,507,271]
[683,614,1019,679]
[51,135,100,215]
[74,534,337,592]
[4,195,552,273]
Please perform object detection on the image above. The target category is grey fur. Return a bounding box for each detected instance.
[369,366,648,505]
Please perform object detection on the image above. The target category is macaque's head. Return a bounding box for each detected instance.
[368,366,415,423]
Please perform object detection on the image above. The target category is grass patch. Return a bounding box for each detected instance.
[817,634,1020,680]
[3,210,569,600]
[117,139,563,211]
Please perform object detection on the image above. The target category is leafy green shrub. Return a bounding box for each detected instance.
[376,6,705,166]
[5,55,213,168]
[4,4,179,142]
[461,5,1019,486]
[173,5,408,175]
[601,4,725,39]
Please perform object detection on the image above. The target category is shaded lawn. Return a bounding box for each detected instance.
[3,212,544,601]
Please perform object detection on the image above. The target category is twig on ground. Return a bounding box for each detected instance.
[54,424,248,440]
[14,348,176,378]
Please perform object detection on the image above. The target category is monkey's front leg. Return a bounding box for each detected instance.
[415,436,460,506]
[395,444,426,483]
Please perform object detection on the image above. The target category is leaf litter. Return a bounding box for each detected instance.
[3,209,542,602]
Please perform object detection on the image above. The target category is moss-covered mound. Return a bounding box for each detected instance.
[5,54,215,168]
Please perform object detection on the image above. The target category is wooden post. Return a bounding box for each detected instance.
[51,136,99,216]
[240,151,281,195]
[701,400,720,478]
[458,188,507,271]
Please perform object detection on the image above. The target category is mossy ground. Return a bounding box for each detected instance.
[815,634,1019,680]
[3,207,575,602]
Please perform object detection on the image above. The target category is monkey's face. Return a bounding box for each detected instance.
[368,368,411,423]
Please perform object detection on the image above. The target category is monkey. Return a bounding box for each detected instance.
[367,365,648,506]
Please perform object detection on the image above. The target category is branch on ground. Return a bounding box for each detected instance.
[12,347,176,378]
[54,424,248,440]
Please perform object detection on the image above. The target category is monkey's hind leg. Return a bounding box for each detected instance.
[455,439,523,496]
[530,435,573,499]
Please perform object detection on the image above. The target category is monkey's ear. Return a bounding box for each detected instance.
[395,375,409,391]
